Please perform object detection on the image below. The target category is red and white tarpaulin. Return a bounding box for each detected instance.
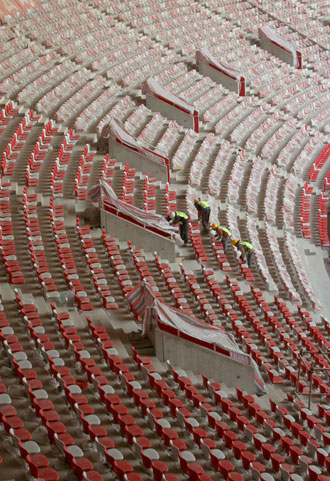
[196,48,245,96]
[95,179,183,244]
[258,26,301,69]
[143,78,199,132]
[128,281,266,394]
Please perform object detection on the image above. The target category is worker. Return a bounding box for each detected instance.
[167,211,189,244]
[232,239,254,268]
[211,224,232,252]
[194,199,211,234]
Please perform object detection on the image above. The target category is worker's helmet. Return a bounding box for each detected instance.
[194,198,199,204]
[211,223,218,230]
[232,239,239,246]
[169,211,175,220]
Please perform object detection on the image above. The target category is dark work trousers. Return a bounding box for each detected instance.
[179,219,189,244]
[247,250,254,268]
[201,208,210,233]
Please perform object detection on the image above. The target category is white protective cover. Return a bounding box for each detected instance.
[143,77,197,115]
[258,26,299,68]
[197,48,244,83]
[100,179,182,244]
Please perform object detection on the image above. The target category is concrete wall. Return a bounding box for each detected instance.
[101,209,177,261]
[197,62,238,93]
[146,95,196,131]
[260,37,296,67]
[109,140,168,182]
[152,326,255,393]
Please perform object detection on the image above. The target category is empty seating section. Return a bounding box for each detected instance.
[154,253,193,314]
[258,69,305,100]
[312,106,330,134]
[0,183,25,284]
[246,216,276,291]
[203,92,237,125]
[208,141,235,197]
[90,37,153,73]
[227,152,250,204]
[97,95,136,134]
[0,43,46,81]
[301,183,314,239]
[143,173,156,213]
[207,40,290,96]
[17,3,103,42]
[72,25,137,66]
[0,1,330,480]
[195,83,227,118]
[246,157,267,214]
[155,121,182,158]
[75,145,95,200]
[229,103,270,144]
[284,232,323,310]
[291,133,328,177]
[270,77,324,109]
[282,174,299,230]
[18,59,79,106]
[0,301,63,479]
[138,115,168,148]
[318,191,330,247]
[112,51,180,87]
[76,219,118,310]
[50,129,80,198]
[26,120,58,187]
[56,76,105,124]
[102,231,134,297]
[189,221,209,263]
[260,118,301,161]
[124,104,155,137]
[179,263,220,324]
[0,51,62,97]
[252,0,330,55]
[121,164,136,205]
[309,144,330,184]
[1,110,40,177]
[50,199,93,311]
[264,166,282,224]
[22,187,57,295]
[165,182,177,214]
[171,129,199,171]
[166,70,211,98]
[33,68,92,115]
[0,101,19,137]
[276,126,310,170]
[189,133,218,188]
[265,223,301,303]
[284,82,329,117]
[245,111,284,155]
[101,154,116,185]
[0,32,28,59]
[74,84,123,132]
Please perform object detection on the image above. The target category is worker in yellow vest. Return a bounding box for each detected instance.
[211,224,232,252]
[194,199,211,234]
[232,239,254,268]
[167,211,189,244]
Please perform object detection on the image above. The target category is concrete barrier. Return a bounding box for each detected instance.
[151,324,255,393]
[101,209,177,261]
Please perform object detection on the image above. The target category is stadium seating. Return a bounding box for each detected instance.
[0,0,329,479]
